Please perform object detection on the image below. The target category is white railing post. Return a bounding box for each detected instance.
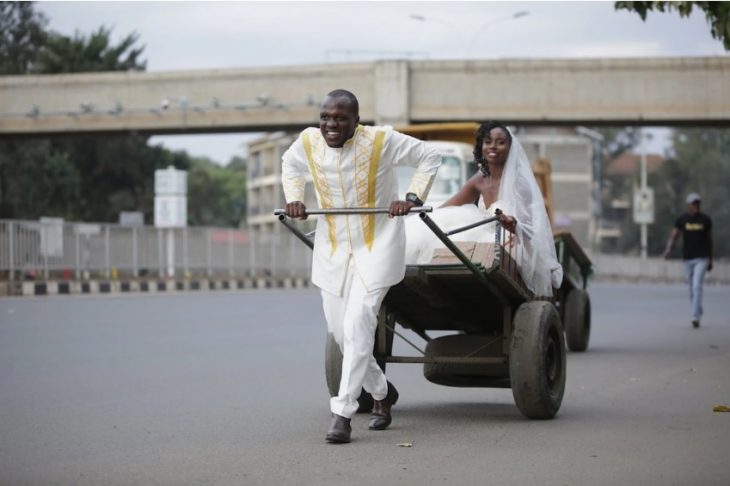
[289,231,295,277]
[8,222,15,281]
[132,227,139,278]
[248,227,255,277]
[42,223,49,280]
[183,227,189,278]
[157,228,164,278]
[228,229,234,278]
[105,225,111,279]
[206,228,212,278]
[75,231,81,280]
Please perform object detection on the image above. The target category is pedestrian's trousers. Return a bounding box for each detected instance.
[321,257,388,418]
[683,257,709,320]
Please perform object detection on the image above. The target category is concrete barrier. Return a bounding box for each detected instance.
[10,277,313,297]
[590,255,729,285]
[3,256,727,297]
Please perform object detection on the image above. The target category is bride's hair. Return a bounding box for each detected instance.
[473,121,512,177]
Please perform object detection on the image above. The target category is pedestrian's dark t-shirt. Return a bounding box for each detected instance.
[674,212,712,259]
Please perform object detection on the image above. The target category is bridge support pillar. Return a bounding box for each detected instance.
[374,60,410,126]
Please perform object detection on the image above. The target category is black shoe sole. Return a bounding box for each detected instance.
[368,419,392,431]
[326,435,351,444]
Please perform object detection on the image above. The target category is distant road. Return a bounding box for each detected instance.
[1,283,728,485]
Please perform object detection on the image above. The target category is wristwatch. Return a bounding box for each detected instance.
[405,192,424,206]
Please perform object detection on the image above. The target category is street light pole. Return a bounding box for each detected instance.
[410,11,529,59]
[640,128,648,259]
[467,11,529,59]
[408,14,466,56]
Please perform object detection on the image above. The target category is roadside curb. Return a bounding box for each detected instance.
[2,277,312,297]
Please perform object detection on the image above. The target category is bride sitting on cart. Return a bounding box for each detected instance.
[405,121,563,297]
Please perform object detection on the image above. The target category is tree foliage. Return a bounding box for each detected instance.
[0,1,47,74]
[615,1,730,50]
[599,127,729,258]
[0,2,246,227]
[36,26,146,73]
[187,156,247,227]
[649,128,730,258]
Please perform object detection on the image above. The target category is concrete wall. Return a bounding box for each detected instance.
[407,57,730,124]
[2,57,729,135]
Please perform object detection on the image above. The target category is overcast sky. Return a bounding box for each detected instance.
[38,1,728,163]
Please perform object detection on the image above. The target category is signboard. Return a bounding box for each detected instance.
[119,211,144,226]
[154,166,187,228]
[633,187,655,224]
[155,195,187,228]
[73,223,101,236]
[39,217,64,258]
[155,166,187,196]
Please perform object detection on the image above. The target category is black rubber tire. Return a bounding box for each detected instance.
[423,334,508,387]
[324,333,374,413]
[509,301,566,419]
[564,289,591,352]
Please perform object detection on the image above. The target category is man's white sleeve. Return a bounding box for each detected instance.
[281,136,308,203]
[386,130,442,202]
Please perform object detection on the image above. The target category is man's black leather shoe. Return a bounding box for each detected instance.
[368,381,399,430]
[326,414,351,443]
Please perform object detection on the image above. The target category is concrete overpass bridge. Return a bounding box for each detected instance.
[1,57,729,136]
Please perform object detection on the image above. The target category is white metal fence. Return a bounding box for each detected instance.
[0,219,313,281]
[2,218,728,286]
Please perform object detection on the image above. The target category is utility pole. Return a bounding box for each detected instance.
[633,128,654,259]
[640,133,648,259]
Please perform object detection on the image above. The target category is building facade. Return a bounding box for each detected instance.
[247,127,597,249]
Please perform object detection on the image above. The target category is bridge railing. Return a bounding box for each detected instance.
[0,219,312,282]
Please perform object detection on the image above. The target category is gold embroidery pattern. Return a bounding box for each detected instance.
[302,130,337,254]
[407,171,436,202]
[354,127,385,251]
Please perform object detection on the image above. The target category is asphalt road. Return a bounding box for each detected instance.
[1,282,728,486]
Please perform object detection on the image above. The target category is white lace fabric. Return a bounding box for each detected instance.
[405,130,563,297]
[498,130,563,296]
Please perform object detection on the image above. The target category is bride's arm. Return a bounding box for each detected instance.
[440,174,481,207]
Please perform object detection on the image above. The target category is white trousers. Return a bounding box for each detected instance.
[322,257,389,418]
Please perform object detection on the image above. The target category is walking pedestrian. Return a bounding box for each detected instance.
[662,193,713,328]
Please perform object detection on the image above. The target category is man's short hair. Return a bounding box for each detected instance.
[325,89,359,115]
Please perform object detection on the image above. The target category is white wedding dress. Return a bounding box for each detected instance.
[404,129,563,297]
[404,198,512,265]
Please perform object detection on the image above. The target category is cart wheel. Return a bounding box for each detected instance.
[509,301,566,419]
[423,335,509,387]
[324,333,374,413]
[564,289,591,352]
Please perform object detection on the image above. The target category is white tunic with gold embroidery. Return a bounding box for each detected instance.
[281,125,442,296]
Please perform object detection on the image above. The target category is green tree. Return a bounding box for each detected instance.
[615,1,730,50]
[0,140,79,219]
[187,155,247,227]
[595,127,642,254]
[36,26,146,73]
[0,1,47,74]
[649,128,730,257]
[48,135,192,222]
[1,2,246,227]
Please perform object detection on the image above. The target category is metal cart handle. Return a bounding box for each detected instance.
[444,209,502,236]
[274,206,433,216]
